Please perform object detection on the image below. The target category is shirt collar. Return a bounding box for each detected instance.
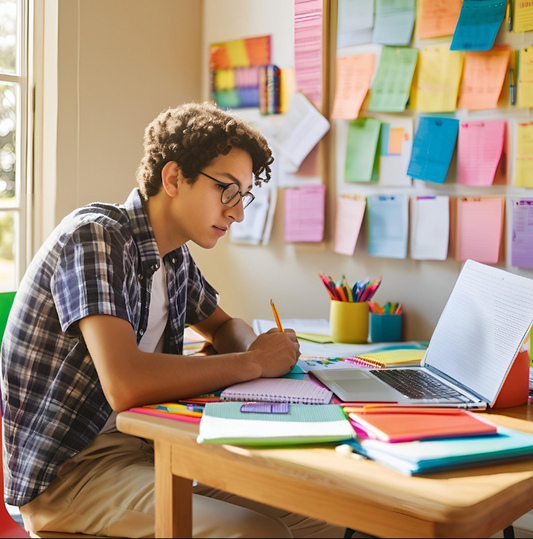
[124,188,161,275]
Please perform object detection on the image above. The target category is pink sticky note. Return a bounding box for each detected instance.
[458,120,506,186]
[456,198,504,263]
[284,185,326,243]
[334,197,366,255]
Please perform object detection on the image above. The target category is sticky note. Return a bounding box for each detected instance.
[284,185,326,243]
[224,39,250,67]
[379,118,413,186]
[388,128,404,155]
[450,0,506,52]
[369,46,418,112]
[334,196,367,256]
[337,0,374,48]
[244,36,271,66]
[410,49,464,112]
[416,0,462,39]
[457,46,511,110]
[209,44,232,70]
[457,120,506,186]
[407,117,459,184]
[367,195,409,259]
[332,54,376,120]
[455,197,504,264]
[410,196,450,261]
[511,199,533,269]
[517,48,533,109]
[515,122,533,188]
[373,0,416,46]
[512,1,533,32]
[213,69,236,91]
[345,118,381,183]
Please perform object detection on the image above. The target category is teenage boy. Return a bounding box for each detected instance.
[1,102,345,538]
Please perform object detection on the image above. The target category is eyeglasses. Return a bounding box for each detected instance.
[199,171,255,209]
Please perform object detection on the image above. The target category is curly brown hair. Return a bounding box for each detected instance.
[136,102,273,199]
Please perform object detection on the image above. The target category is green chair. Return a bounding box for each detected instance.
[0,291,16,346]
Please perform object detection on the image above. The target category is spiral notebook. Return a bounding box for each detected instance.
[220,378,333,405]
[344,349,426,369]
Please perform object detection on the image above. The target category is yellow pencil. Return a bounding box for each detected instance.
[270,299,284,332]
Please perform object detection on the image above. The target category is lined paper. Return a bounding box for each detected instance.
[367,195,409,259]
[379,118,413,186]
[457,120,506,186]
[416,0,462,39]
[424,260,533,405]
[456,197,504,264]
[517,48,533,109]
[373,0,416,46]
[332,54,376,120]
[337,0,374,48]
[513,1,533,32]
[345,117,381,182]
[410,196,450,261]
[284,185,326,243]
[450,0,506,52]
[515,122,533,188]
[369,46,418,112]
[294,0,324,108]
[409,49,464,112]
[512,199,533,269]
[334,196,367,255]
[272,92,330,173]
[407,117,459,184]
[457,46,511,110]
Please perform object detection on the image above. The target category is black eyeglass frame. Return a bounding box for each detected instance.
[198,171,255,209]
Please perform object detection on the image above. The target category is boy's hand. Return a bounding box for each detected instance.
[248,328,300,378]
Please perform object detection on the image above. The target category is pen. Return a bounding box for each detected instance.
[509,67,516,105]
[270,299,284,332]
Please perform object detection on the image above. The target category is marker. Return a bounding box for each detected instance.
[509,68,516,106]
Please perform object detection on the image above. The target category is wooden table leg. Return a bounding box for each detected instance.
[155,441,193,538]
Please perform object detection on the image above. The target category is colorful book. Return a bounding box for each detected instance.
[198,403,354,445]
[344,349,426,369]
[221,378,333,405]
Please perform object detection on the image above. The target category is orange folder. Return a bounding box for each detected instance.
[348,409,497,443]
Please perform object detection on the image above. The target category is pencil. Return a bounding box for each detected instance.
[270,299,284,332]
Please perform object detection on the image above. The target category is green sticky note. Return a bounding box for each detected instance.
[369,46,418,112]
[345,118,381,183]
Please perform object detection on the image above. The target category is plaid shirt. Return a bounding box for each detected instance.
[1,188,218,506]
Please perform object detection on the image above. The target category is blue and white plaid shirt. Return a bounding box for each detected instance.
[1,188,218,506]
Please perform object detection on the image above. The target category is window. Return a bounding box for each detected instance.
[0,0,30,292]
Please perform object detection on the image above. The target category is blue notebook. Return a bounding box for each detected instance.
[348,426,533,476]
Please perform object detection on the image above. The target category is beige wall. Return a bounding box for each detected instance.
[36,0,203,245]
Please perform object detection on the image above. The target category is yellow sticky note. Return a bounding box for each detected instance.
[515,123,533,188]
[518,48,533,109]
[213,69,236,91]
[224,39,249,68]
[388,128,404,155]
[410,49,464,112]
[513,1,533,32]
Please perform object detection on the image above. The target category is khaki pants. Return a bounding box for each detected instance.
[20,432,346,538]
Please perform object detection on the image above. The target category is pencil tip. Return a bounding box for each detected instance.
[270,299,274,305]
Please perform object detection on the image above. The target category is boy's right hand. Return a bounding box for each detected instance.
[248,328,300,378]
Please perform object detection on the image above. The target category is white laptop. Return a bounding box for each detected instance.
[312,261,533,409]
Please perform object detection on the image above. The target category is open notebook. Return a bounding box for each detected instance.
[198,403,354,445]
[221,378,332,405]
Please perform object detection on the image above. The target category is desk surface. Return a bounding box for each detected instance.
[117,404,533,538]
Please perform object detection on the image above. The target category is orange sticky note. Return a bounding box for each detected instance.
[457,46,511,111]
[417,0,462,39]
[331,54,376,120]
[209,45,232,71]
[244,36,271,66]
[334,196,366,256]
[388,128,404,155]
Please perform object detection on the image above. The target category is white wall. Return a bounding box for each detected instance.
[35,0,204,246]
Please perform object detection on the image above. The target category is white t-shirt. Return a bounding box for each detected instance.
[100,259,169,434]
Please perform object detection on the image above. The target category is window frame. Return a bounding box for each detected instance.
[0,0,33,289]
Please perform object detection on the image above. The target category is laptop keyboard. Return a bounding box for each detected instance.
[370,369,473,402]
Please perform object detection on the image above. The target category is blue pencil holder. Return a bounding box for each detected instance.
[369,313,402,343]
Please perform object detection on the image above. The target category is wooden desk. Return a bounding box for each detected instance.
[117,405,533,538]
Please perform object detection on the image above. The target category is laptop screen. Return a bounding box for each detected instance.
[423,260,533,405]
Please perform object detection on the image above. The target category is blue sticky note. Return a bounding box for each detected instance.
[407,117,459,184]
[450,0,506,51]
[373,0,416,46]
[367,195,409,259]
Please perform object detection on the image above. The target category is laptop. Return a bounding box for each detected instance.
[312,261,533,409]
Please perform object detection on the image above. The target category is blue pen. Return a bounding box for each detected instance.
[509,68,516,106]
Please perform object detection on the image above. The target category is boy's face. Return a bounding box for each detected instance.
[172,147,254,249]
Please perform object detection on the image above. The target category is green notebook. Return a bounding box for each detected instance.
[198,403,355,446]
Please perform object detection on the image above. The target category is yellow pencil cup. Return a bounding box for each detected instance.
[329,300,369,344]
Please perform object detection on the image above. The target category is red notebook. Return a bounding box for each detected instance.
[348,408,497,443]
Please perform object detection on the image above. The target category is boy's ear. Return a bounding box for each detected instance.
[161,161,180,197]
